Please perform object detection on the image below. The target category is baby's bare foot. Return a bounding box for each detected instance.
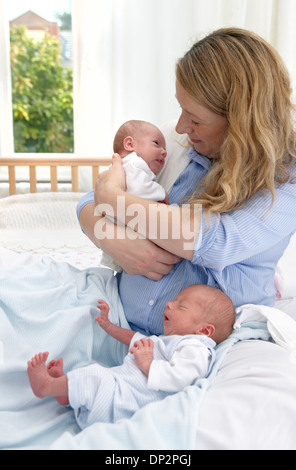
[47,358,68,406]
[28,352,69,405]
[47,358,64,378]
[27,352,51,399]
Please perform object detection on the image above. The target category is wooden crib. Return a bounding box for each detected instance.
[0,156,112,195]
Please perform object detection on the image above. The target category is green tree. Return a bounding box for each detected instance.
[10,25,74,153]
[55,12,72,31]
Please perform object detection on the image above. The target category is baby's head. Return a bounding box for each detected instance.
[113,120,167,175]
[163,284,235,344]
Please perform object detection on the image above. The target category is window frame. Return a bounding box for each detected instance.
[0,0,76,160]
[0,0,14,157]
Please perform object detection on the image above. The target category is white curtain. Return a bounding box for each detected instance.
[72,0,296,160]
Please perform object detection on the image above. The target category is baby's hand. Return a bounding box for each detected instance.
[95,300,111,331]
[130,338,154,376]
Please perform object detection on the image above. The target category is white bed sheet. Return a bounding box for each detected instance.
[0,192,104,270]
[196,339,296,450]
[193,227,296,450]
[0,192,296,450]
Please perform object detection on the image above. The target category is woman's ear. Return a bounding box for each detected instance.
[123,136,135,152]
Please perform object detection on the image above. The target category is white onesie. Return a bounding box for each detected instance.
[67,332,216,430]
[122,152,166,201]
[101,152,167,271]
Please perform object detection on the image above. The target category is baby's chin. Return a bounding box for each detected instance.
[163,325,176,336]
[163,325,169,336]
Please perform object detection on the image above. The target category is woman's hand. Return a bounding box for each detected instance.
[79,203,182,280]
[101,229,182,281]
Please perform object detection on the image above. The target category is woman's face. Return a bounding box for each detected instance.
[175,81,228,159]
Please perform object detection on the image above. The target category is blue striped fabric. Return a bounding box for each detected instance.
[77,149,296,336]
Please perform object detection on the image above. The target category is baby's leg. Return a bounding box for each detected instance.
[27,352,69,405]
[47,358,69,406]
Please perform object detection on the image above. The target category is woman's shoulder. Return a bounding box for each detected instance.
[276,157,296,192]
[288,157,296,180]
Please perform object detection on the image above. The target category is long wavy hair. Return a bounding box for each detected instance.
[176,28,296,216]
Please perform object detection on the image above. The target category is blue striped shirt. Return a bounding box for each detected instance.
[77,149,296,336]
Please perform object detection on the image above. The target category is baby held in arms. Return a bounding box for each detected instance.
[112,119,168,202]
[27,284,235,429]
[100,119,168,271]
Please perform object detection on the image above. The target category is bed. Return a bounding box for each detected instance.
[0,155,111,269]
[0,128,296,451]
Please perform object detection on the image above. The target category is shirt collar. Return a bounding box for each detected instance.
[187,147,212,170]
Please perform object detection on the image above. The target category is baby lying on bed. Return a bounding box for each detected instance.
[27,284,235,429]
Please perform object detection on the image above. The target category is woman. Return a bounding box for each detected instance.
[78,28,296,336]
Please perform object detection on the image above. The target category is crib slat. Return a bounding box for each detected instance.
[8,166,16,196]
[29,166,37,193]
[71,166,79,192]
[92,166,99,189]
[50,166,58,192]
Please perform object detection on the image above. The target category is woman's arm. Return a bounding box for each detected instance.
[94,154,202,261]
[79,202,182,281]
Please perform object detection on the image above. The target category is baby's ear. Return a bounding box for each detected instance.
[197,323,215,338]
[123,136,135,152]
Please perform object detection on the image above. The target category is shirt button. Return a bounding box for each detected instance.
[149,300,154,306]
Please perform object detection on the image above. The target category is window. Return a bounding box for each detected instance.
[0,0,115,196]
[0,0,77,196]
[8,1,73,153]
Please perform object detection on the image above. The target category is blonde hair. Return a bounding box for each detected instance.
[176,28,296,217]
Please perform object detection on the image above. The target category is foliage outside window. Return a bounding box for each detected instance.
[10,25,74,153]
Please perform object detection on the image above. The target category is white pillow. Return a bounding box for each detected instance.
[0,192,94,251]
[275,232,296,299]
[157,120,190,193]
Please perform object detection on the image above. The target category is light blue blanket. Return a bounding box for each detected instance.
[0,258,271,450]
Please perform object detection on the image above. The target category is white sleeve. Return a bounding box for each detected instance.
[129,332,148,348]
[147,339,213,392]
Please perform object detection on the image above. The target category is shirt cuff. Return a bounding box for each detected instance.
[129,332,147,348]
[76,190,95,221]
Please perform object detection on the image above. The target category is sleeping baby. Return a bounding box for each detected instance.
[100,119,168,271]
[27,284,235,430]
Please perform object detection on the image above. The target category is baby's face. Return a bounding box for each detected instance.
[163,286,209,336]
[134,126,167,175]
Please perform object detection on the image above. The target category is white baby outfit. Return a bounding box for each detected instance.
[67,332,216,429]
[101,152,166,272]
[122,152,166,201]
